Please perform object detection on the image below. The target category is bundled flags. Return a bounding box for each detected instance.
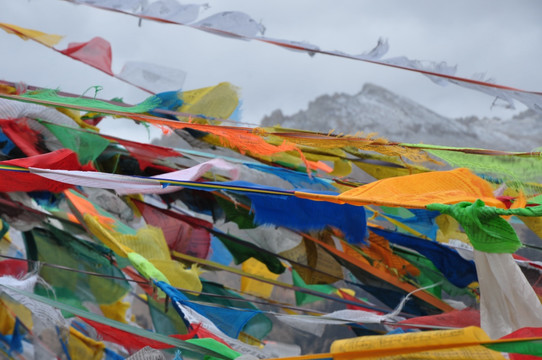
[1,7,542,360]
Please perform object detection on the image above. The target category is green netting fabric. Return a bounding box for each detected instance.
[40,122,110,164]
[21,89,162,114]
[425,148,542,193]
[23,225,130,305]
[426,200,542,253]
[127,252,170,285]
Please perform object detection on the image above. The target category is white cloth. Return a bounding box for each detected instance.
[0,98,76,127]
[474,250,542,339]
[175,301,267,359]
[117,61,187,94]
[30,158,240,195]
[382,57,457,86]
[0,275,67,334]
[277,308,401,337]
[217,222,302,254]
[74,0,146,12]
[193,11,265,38]
[140,0,204,24]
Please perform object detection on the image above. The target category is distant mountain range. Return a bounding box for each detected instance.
[260,83,542,152]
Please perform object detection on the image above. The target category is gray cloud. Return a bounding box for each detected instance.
[1,0,541,142]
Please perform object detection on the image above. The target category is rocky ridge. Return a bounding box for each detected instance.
[260,83,542,152]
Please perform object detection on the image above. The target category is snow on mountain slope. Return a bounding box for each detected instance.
[260,83,542,152]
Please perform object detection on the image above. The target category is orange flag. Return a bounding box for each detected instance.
[296,168,503,209]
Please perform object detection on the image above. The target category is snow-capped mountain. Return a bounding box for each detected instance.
[260,83,542,152]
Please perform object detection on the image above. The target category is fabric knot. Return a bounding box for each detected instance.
[427,199,521,253]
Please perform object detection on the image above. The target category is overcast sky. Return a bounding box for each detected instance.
[1,0,541,142]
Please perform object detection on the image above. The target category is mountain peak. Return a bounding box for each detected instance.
[358,82,393,97]
[260,83,541,151]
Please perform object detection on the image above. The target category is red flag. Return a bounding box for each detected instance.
[500,327,542,360]
[133,199,211,259]
[0,119,43,156]
[338,289,384,315]
[0,149,94,192]
[0,259,27,278]
[397,308,480,329]
[192,324,231,347]
[81,317,198,352]
[103,135,182,171]
[59,37,114,76]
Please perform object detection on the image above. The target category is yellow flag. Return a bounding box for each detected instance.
[354,160,427,180]
[514,192,542,238]
[68,327,105,360]
[0,23,63,47]
[178,82,239,123]
[241,258,280,298]
[0,295,32,332]
[150,259,202,292]
[343,346,506,360]
[99,299,131,324]
[68,190,201,292]
[435,214,470,244]
[330,326,505,360]
[0,299,16,335]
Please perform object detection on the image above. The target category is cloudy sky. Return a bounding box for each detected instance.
[1,0,541,142]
